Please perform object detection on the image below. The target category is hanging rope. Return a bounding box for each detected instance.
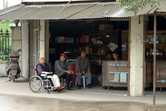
[56,0,72,15]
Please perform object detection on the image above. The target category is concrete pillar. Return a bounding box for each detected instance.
[21,20,29,79]
[39,20,46,58]
[129,16,145,96]
[45,20,50,63]
[29,20,40,77]
[10,26,22,71]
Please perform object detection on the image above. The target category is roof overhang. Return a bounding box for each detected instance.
[1,1,165,21]
[0,2,134,20]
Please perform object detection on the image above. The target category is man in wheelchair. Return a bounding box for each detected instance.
[37,57,64,91]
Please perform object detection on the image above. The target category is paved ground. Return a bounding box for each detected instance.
[1,95,166,111]
[0,77,166,105]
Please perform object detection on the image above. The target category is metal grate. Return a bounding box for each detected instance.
[0,29,11,61]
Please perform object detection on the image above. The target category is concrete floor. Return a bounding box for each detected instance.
[0,77,166,105]
[0,95,166,111]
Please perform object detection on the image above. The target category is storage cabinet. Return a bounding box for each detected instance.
[102,60,128,87]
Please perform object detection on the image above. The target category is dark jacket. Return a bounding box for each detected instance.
[54,60,71,77]
[75,56,91,74]
[36,63,50,74]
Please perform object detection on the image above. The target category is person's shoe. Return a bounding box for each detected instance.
[88,84,92,88]
[70,82,74,88]
[57,86,65,92]
[78,85,82,89]
[52,87,58,91]
[67,87,73,90]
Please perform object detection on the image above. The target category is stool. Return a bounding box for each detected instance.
[75,75,87,88]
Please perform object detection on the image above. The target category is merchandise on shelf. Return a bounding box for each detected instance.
[145,35,159,44]
[92,37,103,44]
[66,37,74,43]
[58,36,66,43]
[81,34,89,43]
[146,49,163,56]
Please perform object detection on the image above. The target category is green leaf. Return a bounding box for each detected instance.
[117,0,159,14]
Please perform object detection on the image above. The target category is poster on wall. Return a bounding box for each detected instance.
[107,42,118,52]
[120,72,127,83]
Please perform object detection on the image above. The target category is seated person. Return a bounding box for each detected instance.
[98,52,112,65]
[113,52,120,61]
[37,57,64,91]
[55,53,74,90]
[106,52,112,60]
[75,50,92,89]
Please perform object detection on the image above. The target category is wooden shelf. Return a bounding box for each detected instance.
[157,74,166,76]
[146,56,165,58]
[146,30,166,34]
[54,43,89,45]
[102,82,128,87]
[92,44,104,46]
[156,83,166,88]
[145,43,166,46]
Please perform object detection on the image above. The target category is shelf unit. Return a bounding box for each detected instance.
[121,30,166,88]
[145,30,166,88]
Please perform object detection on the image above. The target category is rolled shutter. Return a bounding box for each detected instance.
[21,20,29,79]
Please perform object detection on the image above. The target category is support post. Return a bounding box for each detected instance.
[129,16,145,96]
[153,14,157,106]
[39,20,46,58]
[21,20,29,79]
[45,20,49,63]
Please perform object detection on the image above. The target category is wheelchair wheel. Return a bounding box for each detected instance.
[29,75,43,93]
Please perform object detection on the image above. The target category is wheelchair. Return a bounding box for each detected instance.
[29,66,56,93]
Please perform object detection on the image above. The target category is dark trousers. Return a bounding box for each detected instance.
[60,73,73,87]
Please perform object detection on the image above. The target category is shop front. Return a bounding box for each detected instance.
[48,19,129,88]
[1,0,162,96]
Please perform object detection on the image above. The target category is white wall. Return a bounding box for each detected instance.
[0,62,8,76]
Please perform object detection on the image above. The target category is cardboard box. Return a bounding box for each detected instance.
[58,36,66,43]
[99,24,113,31]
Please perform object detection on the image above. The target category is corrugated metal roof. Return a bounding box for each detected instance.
[68,3,134,19]
[0,4,24,16]
[0,1,162,20]
[0,2,134,20]
[156,1,166,13]
[0,3,97,20]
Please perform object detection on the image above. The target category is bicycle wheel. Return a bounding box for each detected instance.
[29,76,43,93]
